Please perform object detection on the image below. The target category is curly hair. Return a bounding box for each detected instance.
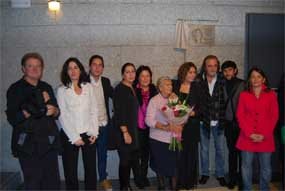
[177,62,197,82]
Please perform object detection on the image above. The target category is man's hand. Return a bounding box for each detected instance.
[46,104,59,116]
[42,91,50,103]
[22,110,31,118]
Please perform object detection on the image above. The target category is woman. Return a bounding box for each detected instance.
[172,62,200,190]
[57,57,99,190]
[145,76,182,190]
[113,63,139,191]
[236,67,279,191]
[132,65,157,189]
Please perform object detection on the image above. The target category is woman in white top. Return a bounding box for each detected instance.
[57,57,99,190]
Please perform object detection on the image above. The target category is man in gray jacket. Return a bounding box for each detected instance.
[222,60,245,190]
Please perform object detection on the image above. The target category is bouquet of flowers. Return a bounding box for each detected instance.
[161,94,194,151]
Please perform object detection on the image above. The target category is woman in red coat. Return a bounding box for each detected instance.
[236,67,279,191]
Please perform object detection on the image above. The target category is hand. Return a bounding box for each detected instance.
[46,104,59,116]
[169,124,183,134]
[74,139,85,146]
[255,134,264,142]
[189,111,195,117]
[123,132,132,144]
[42,91,50,103]
[89,136,96,145]
[22,110,31,118]
[250,134,264,142]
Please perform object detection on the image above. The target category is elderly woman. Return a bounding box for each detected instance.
[145,76,182,191]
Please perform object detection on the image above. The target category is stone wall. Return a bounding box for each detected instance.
[1,0,284,180]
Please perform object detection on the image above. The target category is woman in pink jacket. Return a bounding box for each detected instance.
[236,67,279,191]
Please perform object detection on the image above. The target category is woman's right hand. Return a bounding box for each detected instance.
[74,139,85,146]
[123,132,132,144]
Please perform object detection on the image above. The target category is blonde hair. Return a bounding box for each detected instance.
[156,76,171,92]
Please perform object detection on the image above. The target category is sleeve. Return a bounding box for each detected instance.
[6,85,26,127]
[107,79,114,100]
[46,85,60,118]
[261,92,279,138]
[57,87,81,144]
[114,88,129,127]
[236,93,253,138]
[87,85,99,137]
[145,98,158,128]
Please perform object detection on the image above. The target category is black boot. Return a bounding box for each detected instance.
[169,176,177,191]
[157,175,166,190]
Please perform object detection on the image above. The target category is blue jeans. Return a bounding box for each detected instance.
[200,124,225,177]
[241,151,272,191]
[96,124,110,181]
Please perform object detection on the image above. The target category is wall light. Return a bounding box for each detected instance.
[48,0,60,11]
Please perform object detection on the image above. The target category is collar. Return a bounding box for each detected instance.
[90,75,102,86]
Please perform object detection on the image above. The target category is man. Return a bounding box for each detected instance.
[197,55,227,186]
[222,60,245,189]
[6,52,60,190]
[89,55,113,191]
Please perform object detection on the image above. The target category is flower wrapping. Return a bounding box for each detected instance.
[161,95,194,151]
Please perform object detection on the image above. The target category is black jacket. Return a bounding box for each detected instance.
[197,73,226,130]
[6,78,60,157]
[113,82,139,151]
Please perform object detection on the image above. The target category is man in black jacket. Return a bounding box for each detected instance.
[6,52,60,190]
[197,55,227,186]
[89,55,114,191]
[222,60,245,189]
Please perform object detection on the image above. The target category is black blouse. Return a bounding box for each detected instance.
[172,80,201,143]
[113,82,139,151]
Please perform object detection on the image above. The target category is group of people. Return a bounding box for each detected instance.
[5,52,281,191]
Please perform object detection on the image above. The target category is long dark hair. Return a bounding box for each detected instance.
[177,62,197,82]
[134,65,153,86]
[246,67,270,91]
[199,55,220,76]
[60,57,88,88]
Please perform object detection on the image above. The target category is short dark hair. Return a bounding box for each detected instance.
[177,62,197,82]
[200,55,220,75]
[135,65,153,85]
[60,57,88,88]
[21,52,44,67]
[89,55,104,67]
[121,63,136,75]
[246,67,270,91]
[221,60,237,71]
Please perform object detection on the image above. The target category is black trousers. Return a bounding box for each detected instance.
[18,149,60,190]
[132,128,150,182]
[225,121,242,181]
[61,132,97,190]
[118,148,139,189]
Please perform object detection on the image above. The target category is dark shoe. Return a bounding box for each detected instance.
[227,178,236,189]
[134,179,144,189]
[120,186,133,191]
[143,177,150,187]
[217,177,227,187]
[157,176,166,190]
[199,175,209,184]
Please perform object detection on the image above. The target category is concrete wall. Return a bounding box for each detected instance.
[1,0,284,180]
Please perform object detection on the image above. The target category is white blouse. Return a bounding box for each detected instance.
[57,82,99,144]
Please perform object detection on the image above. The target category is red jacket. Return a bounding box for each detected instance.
[236,86,279,152]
